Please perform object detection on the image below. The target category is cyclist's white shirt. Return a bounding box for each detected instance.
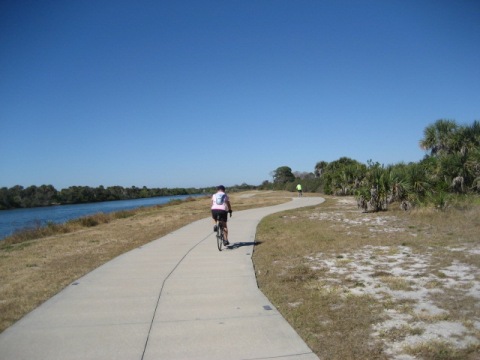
[211,191,229,211]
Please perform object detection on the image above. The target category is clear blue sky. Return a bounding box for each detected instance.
[1,0,479,189]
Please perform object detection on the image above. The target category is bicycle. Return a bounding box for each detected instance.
[215,211,232,251]
[215,214,227,251]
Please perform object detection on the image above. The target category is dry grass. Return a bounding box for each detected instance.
[0,190,290,333]
[253,195,480,360]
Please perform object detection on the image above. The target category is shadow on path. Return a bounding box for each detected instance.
[227,240,263,250]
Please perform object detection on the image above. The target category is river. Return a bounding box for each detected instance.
[0,194,205,240]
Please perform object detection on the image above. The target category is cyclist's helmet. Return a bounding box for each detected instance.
[217,185,226,191]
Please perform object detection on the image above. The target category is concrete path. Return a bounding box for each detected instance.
[0,196,324,360]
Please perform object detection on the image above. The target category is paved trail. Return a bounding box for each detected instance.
[0,197,324,360]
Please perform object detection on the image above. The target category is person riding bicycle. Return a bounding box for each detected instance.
[211,185,232,245]
[296,183,303,197]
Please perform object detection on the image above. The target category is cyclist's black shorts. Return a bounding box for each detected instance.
[212,209,228,222]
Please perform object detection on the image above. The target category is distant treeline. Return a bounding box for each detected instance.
[0,185,203,210]
[0,183,258,210]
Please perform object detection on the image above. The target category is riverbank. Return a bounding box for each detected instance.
[0,194,205,241]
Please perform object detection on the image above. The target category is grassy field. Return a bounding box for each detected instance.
[253,195,480,359]
[1,191,479,360]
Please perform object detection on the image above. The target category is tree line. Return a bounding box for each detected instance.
[0,185,203,210]
[0,183,258,210]
[262,119,480,211]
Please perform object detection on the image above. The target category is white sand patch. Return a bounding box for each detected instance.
[305,242,480,358]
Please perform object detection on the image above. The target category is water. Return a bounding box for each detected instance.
[0,194,204,240]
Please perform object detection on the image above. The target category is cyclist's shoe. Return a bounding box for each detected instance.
[213,225,218,232]
[223,239,230,246]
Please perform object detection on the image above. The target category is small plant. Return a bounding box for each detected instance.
[114,210,136,219]
[380,324,424,342]
[281,264,318,283]
[434,270,448,279]
[76,213,111,227]
[379,276,414,291]
[424,280,443,289]
[404,340,479,360]
[428,191,450,210]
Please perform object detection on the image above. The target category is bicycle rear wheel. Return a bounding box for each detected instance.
[216,229,223,251]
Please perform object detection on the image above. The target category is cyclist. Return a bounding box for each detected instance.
[211,185,232,245]
[296,183,303,197]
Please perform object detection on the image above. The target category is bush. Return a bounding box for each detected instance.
[75,213,112,227]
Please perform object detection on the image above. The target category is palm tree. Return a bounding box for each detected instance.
[458,120,480,156]
[314,161,329,177]
[363,163,388,211]
[388,165,410,202]
[406,163,430,198]
[465,148,480,192]
[419,119,459,156]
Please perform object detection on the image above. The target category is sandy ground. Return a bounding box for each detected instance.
[304,198,480,359]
